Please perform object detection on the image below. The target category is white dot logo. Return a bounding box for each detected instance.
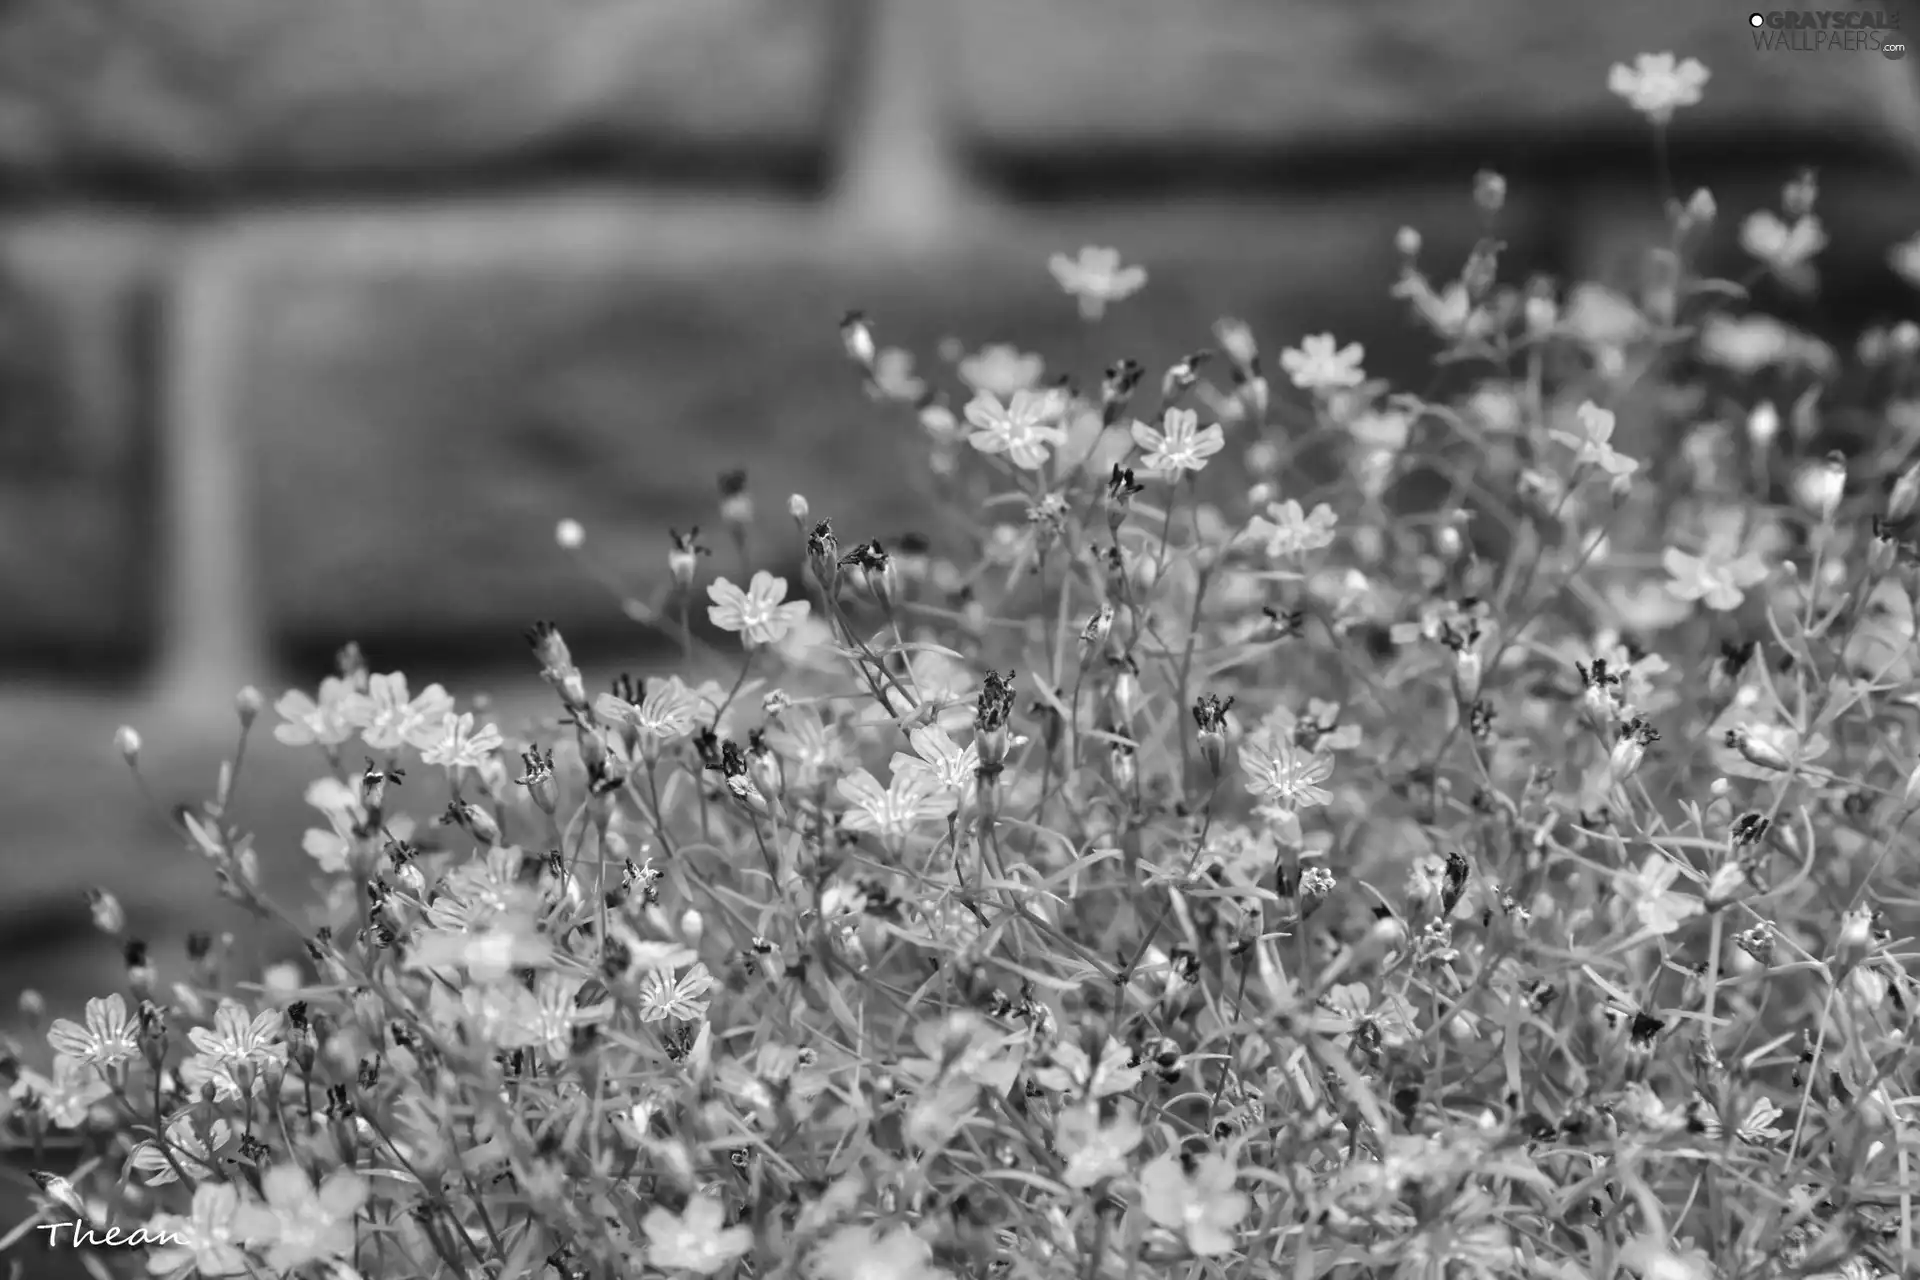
[1749,11,1765,25]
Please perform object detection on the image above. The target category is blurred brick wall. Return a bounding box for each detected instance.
[0,0,1916,974]
[1,0,1916,690]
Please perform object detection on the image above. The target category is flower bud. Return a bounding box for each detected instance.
[114,726,141,765]
[1726,726,1794,772]
[974,670,1017,768]
[85,889,124,935]
[1607,736,1645,783]
[1473,169,1507,216]
[839,311,875,369]
[124,939,153,1001]
[1191,693,1234,779]
[526,620,572,674]
[1451,648,1483,706]
[1212,318,1260,384]
[668,529,705,590]
[1238,376,1270,421]
[17,989,44,1026]
[680,908,704,947]
[449,802,503,852]
[1394,226,1422,259]
[1890,463,1920,522]
[516,748,558,816]
[1524,293,1557,339]
[1247,482,1274,508]
[1107,743,1137,794]
[555,518,585,550]
[1684,187,1716,227]
[1808,452,1847,524]
[235,686,264,729]
[1107,661,1140,729]
[1835,905,1874,974]
[797,527,838,604]
[1734,922,1775,967]
[788,494,809,528]
[717,471,752,528]
[1160,351,1210,401]
[1079,603,1114,659]
[1104,465,1143,536]
[1101,359,1144,426]
[1746,400,1779,450]
[1783,169,1818,221]
[1871,525,1899,577]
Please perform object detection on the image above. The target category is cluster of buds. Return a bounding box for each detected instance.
[526,620,589,712]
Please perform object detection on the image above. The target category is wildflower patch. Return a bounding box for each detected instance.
[10,51,1920,1280]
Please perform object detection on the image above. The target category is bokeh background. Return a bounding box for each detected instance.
[0,0,1917,1096]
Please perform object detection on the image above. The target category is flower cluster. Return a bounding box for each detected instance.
[10,51,1920,1280]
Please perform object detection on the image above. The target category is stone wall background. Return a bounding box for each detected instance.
[0,0,1918,1023]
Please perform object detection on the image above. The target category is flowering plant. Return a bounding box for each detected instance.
[8,53,1920,1280]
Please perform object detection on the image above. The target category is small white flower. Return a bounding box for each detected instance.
[1131,407,1225,476]
[707,571,810,647]
[1047,246,1146,320]
[888,725,978,799]
[1607,52,1710,126]
[1279,333,1365,391]
[1740,210,1828,274]
[46,993,138,1070]
[964,390,1068,470]
[1242,499,1338,560]
[420,711,505,770]
[1549,401,1638,478]
[1621,855,1702,936]
[837,768,950,840]
[958,343,1045,396]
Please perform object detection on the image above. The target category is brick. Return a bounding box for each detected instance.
[0,219,166,669]
[942,0,1916,175]
[172,192,1548,657]
[0,0,845,188]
